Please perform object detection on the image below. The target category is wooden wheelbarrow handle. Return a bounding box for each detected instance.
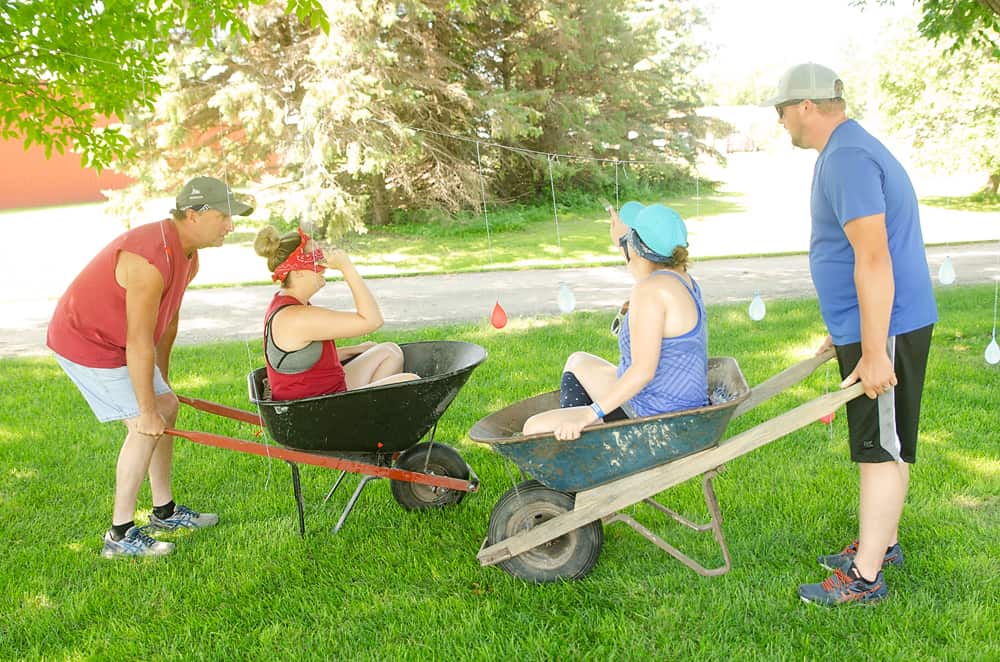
[732,347,836,419]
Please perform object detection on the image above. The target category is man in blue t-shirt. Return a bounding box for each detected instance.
[764,63,937,606]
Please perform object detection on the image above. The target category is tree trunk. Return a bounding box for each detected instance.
[978,0,1000,19]
[986,172,999,196]
[369,172,391,226]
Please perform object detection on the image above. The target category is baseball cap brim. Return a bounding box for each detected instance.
[618,200,645,226]
[207,198,254,216]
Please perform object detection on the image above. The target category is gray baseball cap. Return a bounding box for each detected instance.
[762,63,844,106]
[174,176,254,216]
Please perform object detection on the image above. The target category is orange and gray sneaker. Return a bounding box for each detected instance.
[798,563,887,606]
[817,540,904,573]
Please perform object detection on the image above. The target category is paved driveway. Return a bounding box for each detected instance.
[3,242,997,357]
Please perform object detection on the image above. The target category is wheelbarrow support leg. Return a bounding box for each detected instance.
[287,461,306,537]
[333,475,380,534]
[324,471,349,503]
[603,468,731,577]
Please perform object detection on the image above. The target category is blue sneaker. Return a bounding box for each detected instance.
[817,540,904,573]
[148,505,219,532]
[101,526,174,559]
[799,564,887,606]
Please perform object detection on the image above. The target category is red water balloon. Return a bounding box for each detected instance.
[490,300,508,329]
[819,412,836,425]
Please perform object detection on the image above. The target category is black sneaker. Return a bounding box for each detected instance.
[799,564,887,606]
[817,540,904,573]
[100,526,174,559]
[148,505,219,532]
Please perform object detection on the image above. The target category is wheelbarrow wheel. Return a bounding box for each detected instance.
[486,480,603,583]
[390,442,470,511]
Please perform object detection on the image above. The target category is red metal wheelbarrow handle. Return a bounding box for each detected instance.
[165,425,478,493]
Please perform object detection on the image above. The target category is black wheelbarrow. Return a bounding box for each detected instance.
[166,340,487,534]
[470,349,864,583]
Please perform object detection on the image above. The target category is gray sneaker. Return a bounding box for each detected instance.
[148,504,219,532]
[101,526,174,559]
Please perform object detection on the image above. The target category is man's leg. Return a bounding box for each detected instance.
[854,460,908,580]
[147,392,179,510]
[113,392,179,525]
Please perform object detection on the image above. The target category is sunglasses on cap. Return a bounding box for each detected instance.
[618,233,631,263]
[610,300,630,336]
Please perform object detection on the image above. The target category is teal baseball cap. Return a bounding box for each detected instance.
[618,202,688,259]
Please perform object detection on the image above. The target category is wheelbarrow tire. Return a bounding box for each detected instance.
[390,442,470,511]
[487,480,603,583]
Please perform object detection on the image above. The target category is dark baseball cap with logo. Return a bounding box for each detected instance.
[173,176,254,216]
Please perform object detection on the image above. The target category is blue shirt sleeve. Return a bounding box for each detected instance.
[821,147,886,228]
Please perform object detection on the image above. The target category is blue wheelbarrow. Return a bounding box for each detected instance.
[470,349,864,582]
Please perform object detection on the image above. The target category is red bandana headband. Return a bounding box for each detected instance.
[272,227,326,282]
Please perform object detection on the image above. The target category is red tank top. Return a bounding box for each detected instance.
[263,293,347,400]
[47,220,196,368]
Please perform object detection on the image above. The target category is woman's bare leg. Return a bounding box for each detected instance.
[522,352,617,435]
[343,342,405,389]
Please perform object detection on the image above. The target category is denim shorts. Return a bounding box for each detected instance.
[54,354,172,423]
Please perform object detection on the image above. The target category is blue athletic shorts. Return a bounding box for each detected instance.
[54,353,172,423]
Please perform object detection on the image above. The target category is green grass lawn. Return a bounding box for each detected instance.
[2,286,998,660]
[228,190,746,281]
[921,191,1000,213]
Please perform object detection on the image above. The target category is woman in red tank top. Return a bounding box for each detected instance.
[254,226,419,401]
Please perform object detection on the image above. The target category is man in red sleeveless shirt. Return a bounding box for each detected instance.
[47,176,254,558]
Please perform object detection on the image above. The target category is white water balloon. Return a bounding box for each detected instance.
[986,338,1000,365]
[748,293,766,321]
[557,281,576,313]
[938,256,956,285]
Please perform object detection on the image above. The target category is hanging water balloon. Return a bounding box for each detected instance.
[557,282,576,313]
[986,336,1000,365]
[490,300,508,329]
[988,278,1000,365]
[748,292,766,321]
[938,256,956,285]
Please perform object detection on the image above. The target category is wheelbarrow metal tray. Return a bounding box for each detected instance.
[249,341,487,453]
[469,357,749,492]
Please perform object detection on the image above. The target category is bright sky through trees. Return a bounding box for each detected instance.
[700,0,917,98]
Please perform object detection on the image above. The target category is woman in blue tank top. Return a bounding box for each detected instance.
[523,202,709,441]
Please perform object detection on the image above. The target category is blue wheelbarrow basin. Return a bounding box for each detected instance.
[469,357,750,492]
[249,341,487,453]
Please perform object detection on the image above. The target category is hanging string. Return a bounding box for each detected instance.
[475,141,493,259]
[547,155,562,252]
[992,278,998,336]
[368,117,674,168]
[695,174,700,221]
[614,160,620,211]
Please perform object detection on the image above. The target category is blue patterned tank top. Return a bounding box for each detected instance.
[616,271,709,417]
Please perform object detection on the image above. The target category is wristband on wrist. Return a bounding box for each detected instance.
[589,402,606,420]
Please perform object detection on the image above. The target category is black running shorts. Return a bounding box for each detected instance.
[834,324,933,464]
